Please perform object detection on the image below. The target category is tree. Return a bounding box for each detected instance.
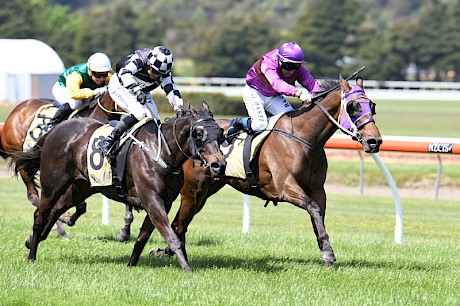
[192,13,277,77]
[290,0,365,78]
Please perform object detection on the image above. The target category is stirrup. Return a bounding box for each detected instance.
[98,140,113,157]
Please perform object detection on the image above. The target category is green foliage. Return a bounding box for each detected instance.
[153,93,248,116]
[1,0,460,80]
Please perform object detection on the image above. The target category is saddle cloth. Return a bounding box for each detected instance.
[87,117,153,187]
[23,104,86,151]
[222,113,284,179]
[23,105,57,151]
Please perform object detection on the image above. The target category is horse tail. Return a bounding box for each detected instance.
[12,132,47,187]
[0,134,10,160]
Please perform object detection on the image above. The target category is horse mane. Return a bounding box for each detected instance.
[318,78,340,93]
[288,78,340,117]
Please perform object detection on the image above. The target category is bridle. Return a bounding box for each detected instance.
[313,84,376,141]
[173,114,223,168]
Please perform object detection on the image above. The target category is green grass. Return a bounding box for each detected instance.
[326,158,460,188]
[373,99,460,137]
[0,178,459,305]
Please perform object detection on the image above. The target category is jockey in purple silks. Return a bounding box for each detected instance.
[226,42,321,141]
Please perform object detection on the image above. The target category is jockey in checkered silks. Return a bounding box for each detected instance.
[99,46,185,157]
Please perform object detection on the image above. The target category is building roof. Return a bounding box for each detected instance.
[0,39,65,74]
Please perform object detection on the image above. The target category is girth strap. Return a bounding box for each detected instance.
[243,132,258,188]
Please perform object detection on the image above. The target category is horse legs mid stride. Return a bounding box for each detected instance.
[0,93,122,237]
[14,102,226,272]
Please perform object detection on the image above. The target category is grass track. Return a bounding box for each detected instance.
[0,178,458,305]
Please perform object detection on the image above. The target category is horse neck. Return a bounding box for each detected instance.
[160,117,192,167]
[291,91,342,148]
[87,94,119,121]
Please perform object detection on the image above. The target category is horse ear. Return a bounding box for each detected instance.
[202,101,210,113]
[356,75,364,89]
[189,102,198,116]
[201,101,214,117]
[339,74,350,91]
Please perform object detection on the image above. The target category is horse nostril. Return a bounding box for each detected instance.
[211,161,226,174]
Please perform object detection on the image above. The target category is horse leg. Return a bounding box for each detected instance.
[117,205,133,242]
[25,187,80,250]
[26,194,55,260]
[136,196,191,272]
[309,188,336,266]
[282,181,335,266]
[59,201,87,226]
[152,179,225,261]
[19,168,39,207]
[128,215,155,267]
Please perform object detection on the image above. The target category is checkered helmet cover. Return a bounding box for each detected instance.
[148,46,173,74]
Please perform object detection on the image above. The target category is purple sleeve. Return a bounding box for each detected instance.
[297,67,321,92]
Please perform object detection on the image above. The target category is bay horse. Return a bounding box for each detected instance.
[14,102,226,272]
[0,93,122,236]
[153,75,382,267]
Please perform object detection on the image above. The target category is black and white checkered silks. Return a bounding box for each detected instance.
[149,47,173,74]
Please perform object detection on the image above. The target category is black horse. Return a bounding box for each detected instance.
[14,102,226,272]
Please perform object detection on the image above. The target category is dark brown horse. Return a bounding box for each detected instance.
[0,93,122,236]
[154,76,382,266]
[14,102,226,272]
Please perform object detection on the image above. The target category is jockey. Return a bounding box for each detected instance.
[98,46,184,156]
[50,52,113,126]
[226,42,321,141]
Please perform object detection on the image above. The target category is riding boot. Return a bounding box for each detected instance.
[49,103,72,127]
[99,115,139,157]
[225,117,251,143]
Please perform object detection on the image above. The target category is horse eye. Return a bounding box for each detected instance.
[347,101,362,117]
[193,126,207,142]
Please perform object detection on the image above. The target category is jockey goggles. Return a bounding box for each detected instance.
[280,62,301,71]
[92,71,109,78]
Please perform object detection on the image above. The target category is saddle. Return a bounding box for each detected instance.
[87,118,155,198]
[222,113,284,189]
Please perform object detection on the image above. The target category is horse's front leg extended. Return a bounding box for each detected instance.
[308,188,335,266]
[117,205,133,242]
[284,183,335,266]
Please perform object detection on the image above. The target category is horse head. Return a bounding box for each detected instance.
[337,75,382,153]
[181,102,226,176]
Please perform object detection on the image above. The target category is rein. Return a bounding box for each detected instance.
[96,96,128,116]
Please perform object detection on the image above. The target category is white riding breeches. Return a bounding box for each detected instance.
[52,82,89,110]
[242,85,294,131]
[108,76,160,121]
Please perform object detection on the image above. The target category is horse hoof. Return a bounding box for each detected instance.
[320,250,336,265]
[25,236,32,249]
[149,247,163,256]
[117,229,130,242]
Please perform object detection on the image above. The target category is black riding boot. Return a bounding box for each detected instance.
[99,115,139,157]
[49,103,72,127]
[225,117,251,143]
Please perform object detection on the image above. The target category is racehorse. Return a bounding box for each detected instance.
[14,102,226,272]
[152,75,382,267]
[0,93,122,236]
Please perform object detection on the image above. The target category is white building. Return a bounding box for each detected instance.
[0,39,65,103]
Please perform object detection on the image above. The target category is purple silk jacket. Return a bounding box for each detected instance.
[246,49,321,97]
